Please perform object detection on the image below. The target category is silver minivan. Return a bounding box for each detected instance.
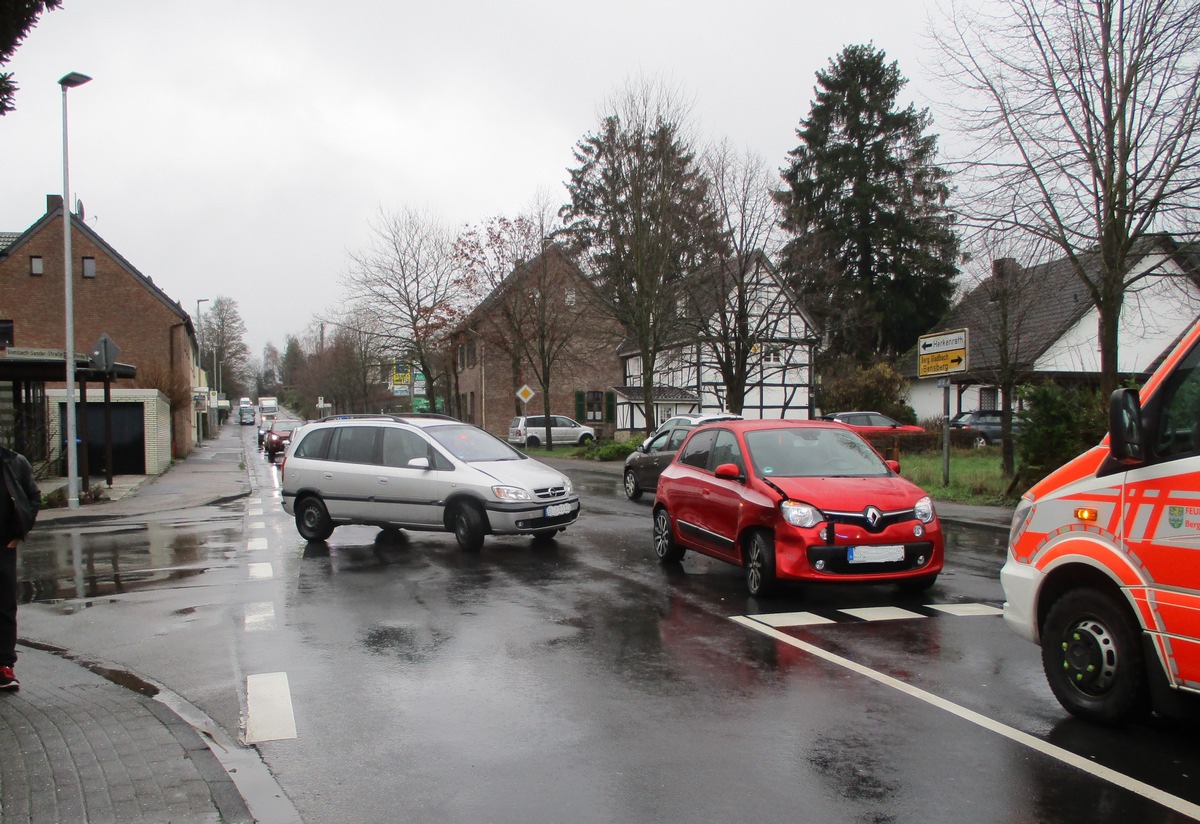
[280,415,580,550]
[507,415,595,448]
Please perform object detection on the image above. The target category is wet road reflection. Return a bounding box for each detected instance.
[18,509,243,606]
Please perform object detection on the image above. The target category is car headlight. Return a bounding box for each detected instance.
[781,500,822,528]
[561,476,574,495]
[492,485,532,502]
[914,496,934,524]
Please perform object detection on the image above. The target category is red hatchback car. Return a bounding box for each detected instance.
[652,420,943,596]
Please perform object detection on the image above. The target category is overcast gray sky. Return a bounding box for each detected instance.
[0,1,943,361]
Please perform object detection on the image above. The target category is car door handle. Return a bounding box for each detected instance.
[323,472,333,479]
[378,477,388,484]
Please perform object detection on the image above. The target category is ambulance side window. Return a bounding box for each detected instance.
[1153,344,1200,461]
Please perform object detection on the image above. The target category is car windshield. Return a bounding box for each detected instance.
[428,424,524,462]
[271,421,301,433]
[744,427,891,478]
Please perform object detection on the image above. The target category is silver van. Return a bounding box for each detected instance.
[507,415,595,448]
[280,415,580,550]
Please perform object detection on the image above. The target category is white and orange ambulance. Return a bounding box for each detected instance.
[1002,319,1200,725]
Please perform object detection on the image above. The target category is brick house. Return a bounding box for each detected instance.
[451,244,625,440]
[0,195,199,464]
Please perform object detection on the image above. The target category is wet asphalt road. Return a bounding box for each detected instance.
[16,425,1200,824]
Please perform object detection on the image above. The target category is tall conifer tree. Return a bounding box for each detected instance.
[777,44,959,363]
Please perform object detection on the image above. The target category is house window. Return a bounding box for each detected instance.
[82,257,96,278]
[29,256,43,276]
[980,388,999,410]
[467,339,476,369]
[565,288,576,307]
[458,344,466,370]
[586,391,604,422]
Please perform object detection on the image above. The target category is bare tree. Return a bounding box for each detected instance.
[343,208,468,411]
[200,296,252,400]
[933,0,1200,396]
[953,233,1056,474]
[696,143,802,415]
[560,77,726,434]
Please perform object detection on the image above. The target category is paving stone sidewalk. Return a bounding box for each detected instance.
[0,644,251,823]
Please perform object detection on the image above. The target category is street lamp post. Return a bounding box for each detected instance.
[196,298,208,440]
[60,71,90,510]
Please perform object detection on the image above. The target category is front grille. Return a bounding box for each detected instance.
[807,542,935,575]
[824,507,915,534]
[534,486,567,500]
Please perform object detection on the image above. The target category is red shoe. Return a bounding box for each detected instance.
[0,665,19,691]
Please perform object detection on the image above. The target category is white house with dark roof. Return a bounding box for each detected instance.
[905,234,1200,421]
[615,252,820,433]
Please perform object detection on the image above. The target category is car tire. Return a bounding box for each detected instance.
[973,434,990,448]
[295,496,334,541]
[652,507,685,563]
[744,531,777,597]
[579,434,594,446]
[452,502,486,553]
[526,435,540,449]
[623,469,643,501]
[1040,587,1148,725]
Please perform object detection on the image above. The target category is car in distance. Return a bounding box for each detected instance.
[624,424,692,500]
[820,411,924,436]
[263,419,304,461]
[949,409,1023,447]
[652,419,943,596]
[640,412,742,448]
[238,406,255,426]
[280,415,580,550]
[257,413,276,448]
[507,415,595,448]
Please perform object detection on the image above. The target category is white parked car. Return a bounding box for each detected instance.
[280,415,580,550]
[507,415,595,448]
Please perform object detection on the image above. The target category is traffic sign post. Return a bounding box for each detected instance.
[918,328,968,377]
[919,329,969,487]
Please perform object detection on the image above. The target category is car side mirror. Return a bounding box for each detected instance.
[714,462,742,481]
[407,457,431,470]
[1109,388,1145,464]
[636,444,646,454]
[886,459,901,474]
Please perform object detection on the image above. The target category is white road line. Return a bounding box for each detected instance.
[248,538,269,551]
[245,672,297,743]
[249,521,266,531]
[248,507,264,516]
[749,611,836,627]
[730,615,1200,821]
[840,606,925,622]
[243,601,276,631]
[927,603,1004,617]
[248,563,273,579]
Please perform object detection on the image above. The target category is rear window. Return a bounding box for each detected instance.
[293,428,331,459]
[331,426,379,465]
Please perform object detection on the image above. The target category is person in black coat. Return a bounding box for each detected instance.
[0,446,40,691]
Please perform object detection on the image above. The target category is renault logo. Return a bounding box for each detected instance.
[864,506,883,527]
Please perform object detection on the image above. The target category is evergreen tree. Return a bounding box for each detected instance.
[777,44,959,363]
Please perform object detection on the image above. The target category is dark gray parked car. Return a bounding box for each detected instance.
[624,425,692,500]
[950,409,1023,447]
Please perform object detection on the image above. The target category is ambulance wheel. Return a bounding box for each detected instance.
[1041,588,1148,725]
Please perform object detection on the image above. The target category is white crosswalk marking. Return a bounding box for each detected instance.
[744,602,1003,628]
[248,537,268,551]
[245,672,297,743]
[248,562,273,579]
[243,601,276,631]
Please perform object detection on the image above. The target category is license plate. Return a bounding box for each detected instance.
[847,544,904,564]
[544,502,573,518]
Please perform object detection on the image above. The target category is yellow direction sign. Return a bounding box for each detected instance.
[516,384,535,403]
[918,328,968,377]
